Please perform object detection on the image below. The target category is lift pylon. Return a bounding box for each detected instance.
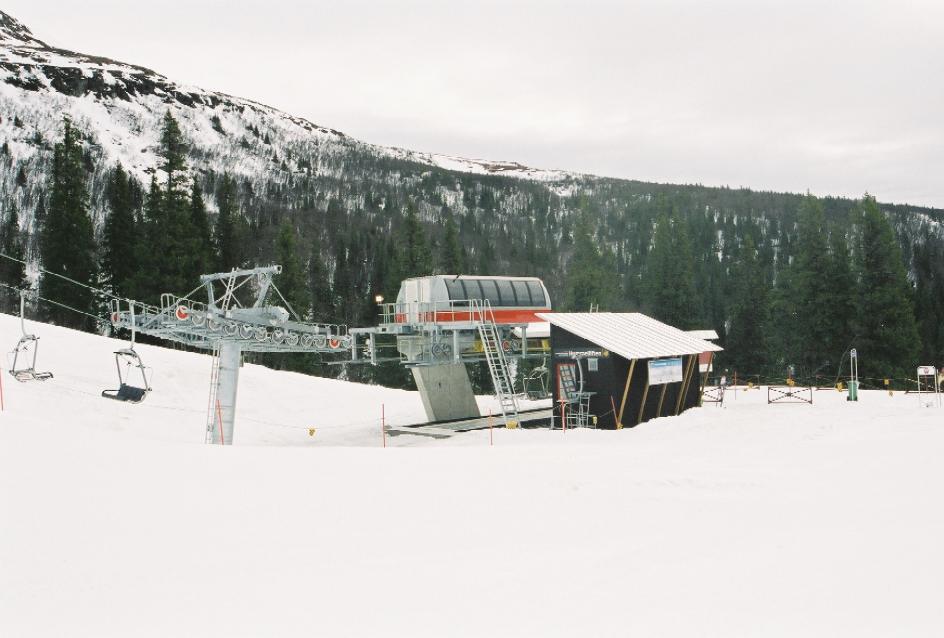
[108,265,354,444]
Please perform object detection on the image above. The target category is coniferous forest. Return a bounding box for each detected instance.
[2,113,943,391]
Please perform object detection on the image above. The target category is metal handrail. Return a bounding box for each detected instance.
[380,298,511,325]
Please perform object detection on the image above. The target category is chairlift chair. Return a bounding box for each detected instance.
[101,347,151,404]
[8,289,53,382]
[523,359,550,400]
[9,334,54,382]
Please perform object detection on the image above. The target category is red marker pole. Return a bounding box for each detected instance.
[382,403,386,448]
[215,399,225,445]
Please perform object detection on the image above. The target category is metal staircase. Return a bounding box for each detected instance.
[472,299,519,426]
[558,361,595,428]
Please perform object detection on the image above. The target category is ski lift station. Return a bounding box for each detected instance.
[538,313,722,429]
[97,266,723,444]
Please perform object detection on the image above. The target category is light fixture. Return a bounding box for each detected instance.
[374,294,385,304]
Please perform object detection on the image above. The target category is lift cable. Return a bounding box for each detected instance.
[0,281,107,325]
[0,251,124,302]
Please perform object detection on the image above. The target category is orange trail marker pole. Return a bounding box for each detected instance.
[215,399,225,445]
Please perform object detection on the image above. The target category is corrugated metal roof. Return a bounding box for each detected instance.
[687,329,720,341]
[536,312,723,360]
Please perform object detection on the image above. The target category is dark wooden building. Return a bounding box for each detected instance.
[537,313,723,429]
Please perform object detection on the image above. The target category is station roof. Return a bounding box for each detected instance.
[536,312,723,361]
[687,329,720,341]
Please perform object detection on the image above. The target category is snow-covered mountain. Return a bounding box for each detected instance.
[0,9,573,222]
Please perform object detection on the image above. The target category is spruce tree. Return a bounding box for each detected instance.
[766,266,799,373]
[274,221,310,318]
[563,215,618,311]
[40,118,96,328]
[725,236,769,376]
[855,196,920,382]
[270,221,312,372]
[791,196,834,376]
[143,110,199,299]
[101,163,138,298]
[645,212,698,328]
[438,216,465,274]
[214,174,244,271]
[189,181,212,278]
[396,204,433,278]
[0,205,28,313]
[821,229,856,375]
[308,234,333,322]
[913,230,944,364]
[134,175,163,302]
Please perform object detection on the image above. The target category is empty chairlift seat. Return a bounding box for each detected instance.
[8,290,54,382]
[101,348,151,404]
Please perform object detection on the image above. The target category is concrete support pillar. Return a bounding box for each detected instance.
[210,341,241,445]
[412,363,480,422]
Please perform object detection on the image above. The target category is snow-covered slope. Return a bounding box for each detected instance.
[2,312,944,637]
[0,312,479,446]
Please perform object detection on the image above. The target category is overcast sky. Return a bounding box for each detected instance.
[6,0,943,207]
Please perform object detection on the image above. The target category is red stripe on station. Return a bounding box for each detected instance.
[393,308,552,325]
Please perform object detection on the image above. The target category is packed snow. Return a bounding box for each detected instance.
[2,313,943,637]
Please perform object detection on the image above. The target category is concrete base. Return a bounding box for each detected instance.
[412,363,480,422]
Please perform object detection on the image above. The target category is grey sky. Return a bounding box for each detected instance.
[6,0,943,207]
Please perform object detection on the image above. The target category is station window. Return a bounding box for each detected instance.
[496,279,516,306]
[512,280,532,306]
[526,281,547,307]
[462,279,484,301]
[445,278,465,303]
[479,279,501,305]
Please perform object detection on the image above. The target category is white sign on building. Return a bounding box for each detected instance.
[648,357,684,385]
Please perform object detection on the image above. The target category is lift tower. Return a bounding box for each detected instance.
[108,266,352,444]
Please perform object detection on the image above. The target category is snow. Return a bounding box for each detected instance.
[2,313,944,637]
[386,147,580,182]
